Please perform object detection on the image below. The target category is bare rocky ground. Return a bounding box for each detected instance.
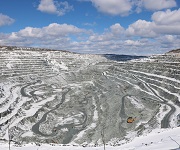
[0,46,179,146]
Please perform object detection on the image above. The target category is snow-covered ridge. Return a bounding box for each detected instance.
[0,46,179,149]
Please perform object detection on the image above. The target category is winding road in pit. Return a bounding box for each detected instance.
[31,88,71,136]
[132,75,176,128]
[29,86,88,144]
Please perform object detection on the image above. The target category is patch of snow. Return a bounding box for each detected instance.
[0,127,180,149]
[127,96,144,109]
[130,57,153,62]
[51,60,68,71]
[21,131,34,137]
[130,70,180,84]
[119,127,180,150]
[6,62,13,69]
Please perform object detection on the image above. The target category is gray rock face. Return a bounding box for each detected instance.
[0,46,179,146]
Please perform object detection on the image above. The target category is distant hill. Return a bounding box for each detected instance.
[167,48,180,53]
[103,54,147,61]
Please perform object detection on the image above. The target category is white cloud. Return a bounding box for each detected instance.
[38,0,56,13]
[126,20,156,37]
[18,23,85,38]
[152,9,180,35]
[152,9,180,25]
[155,35,180,50]
[0,13,15,27]
[132,0,177,13]
[0,22,179,55]
[110,23,124,35]
[164,35,174,42]
[37,0,73,16]
[43,23,84,36]
[0,23,85,48]
[88,23,125,43]
[153,25,180,35]
[133,0,143,13]
[90,0,132,16]
[124,40,144,46]
[81,0,177,16]
[142,0,177,11]
[126,9,180,37]
[83,22,96,26]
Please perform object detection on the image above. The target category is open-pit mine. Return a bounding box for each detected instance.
[0,46,179,146]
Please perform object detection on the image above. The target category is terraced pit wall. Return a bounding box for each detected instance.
[0,46,179,146]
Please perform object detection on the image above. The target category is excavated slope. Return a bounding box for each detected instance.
[0,46,179,146]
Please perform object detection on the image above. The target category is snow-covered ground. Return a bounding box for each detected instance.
[0,127,180,150]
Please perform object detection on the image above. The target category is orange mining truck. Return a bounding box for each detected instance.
[127,117,136,123]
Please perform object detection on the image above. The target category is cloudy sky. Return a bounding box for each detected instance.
[0,0,180,55]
